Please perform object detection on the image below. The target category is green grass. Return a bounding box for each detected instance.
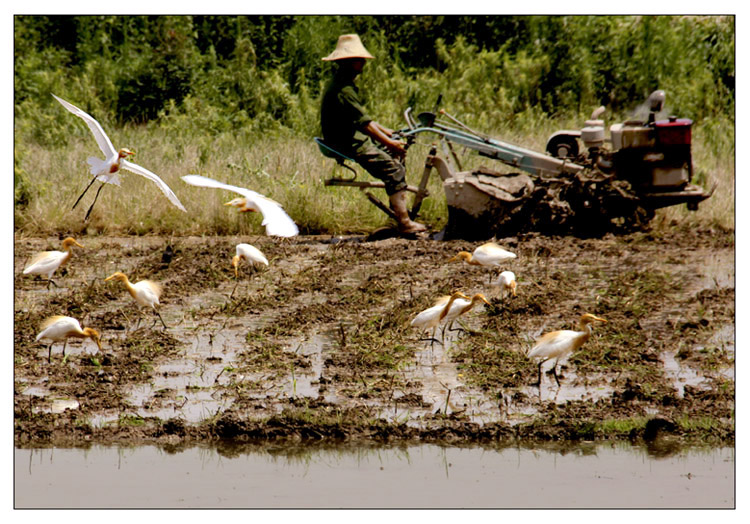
[13,115,733,236]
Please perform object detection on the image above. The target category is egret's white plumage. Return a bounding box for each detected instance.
[450,242,516,283]
[440,293,491,328]
[23,237,83,288]
[181,174,298,237]
[52,94,186,212]
[450,242,516,268]
[411,291,470,344]
[105,271,167,328]
[36,315,102,362]
[494,270,517,299]
[232,243,269,277]
[527,313,607,386]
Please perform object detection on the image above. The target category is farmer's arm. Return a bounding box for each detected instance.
[364,120,406,159]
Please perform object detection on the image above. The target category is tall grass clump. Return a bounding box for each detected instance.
[14,15,734,236]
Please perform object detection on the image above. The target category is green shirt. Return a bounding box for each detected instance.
[320,70,372,154]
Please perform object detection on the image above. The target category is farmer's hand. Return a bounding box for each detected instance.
[385,137,407,161]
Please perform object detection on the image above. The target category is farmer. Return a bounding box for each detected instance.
[320,34,427,234]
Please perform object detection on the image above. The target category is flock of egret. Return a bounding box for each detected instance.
[25,94,608,387]
[413,240,607,388]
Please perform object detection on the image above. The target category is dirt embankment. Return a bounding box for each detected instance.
[14,223,734,447]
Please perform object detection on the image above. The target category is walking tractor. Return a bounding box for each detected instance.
[318,90,714,239]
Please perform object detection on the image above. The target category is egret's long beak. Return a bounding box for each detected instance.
[231,255,240,278]
[73,240,84,249]
[104,273,117,282]
[510,282,517,297]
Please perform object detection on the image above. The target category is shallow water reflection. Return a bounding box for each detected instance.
[15,442,733,509]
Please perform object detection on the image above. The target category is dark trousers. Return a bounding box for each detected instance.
[353,144,407,196]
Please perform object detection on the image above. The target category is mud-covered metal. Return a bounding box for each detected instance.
[397,91,715,238]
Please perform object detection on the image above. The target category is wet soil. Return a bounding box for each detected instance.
[14,223,735,447]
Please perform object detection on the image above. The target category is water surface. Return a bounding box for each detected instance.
[15,443,733,509]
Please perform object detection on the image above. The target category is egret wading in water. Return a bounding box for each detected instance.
[439,293,491,340]
[105,271,168,329]
[410,291,470,347]
[527,313,607,387]
[22,237,84,289]
[52,94,187,220]
[493,270,517,301]
[36,315,102,363]
[181,174,299,238]
[449,242,516,283]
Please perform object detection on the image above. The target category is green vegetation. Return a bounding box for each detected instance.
[14,15,734,235]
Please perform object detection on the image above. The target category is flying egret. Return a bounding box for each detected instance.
[439,292,491,338]
[105,271,167,329]
[181,174,299,238]
[493,270,517,300]
[52,94,187,220]
[22,237,84,288]
[527,313,607,387]
[449,242,517,282]
[410,291,470,346]
[36,315,102,363]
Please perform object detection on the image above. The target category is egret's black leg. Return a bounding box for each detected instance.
[72,175,99,210]
[552,361,561,387]
[155,310,168,329]
[84,183,107,221]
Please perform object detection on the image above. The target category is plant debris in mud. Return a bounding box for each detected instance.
[14,226,734,446]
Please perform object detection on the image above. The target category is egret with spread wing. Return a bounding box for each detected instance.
[52,94,186,219]
[181,174,299,237]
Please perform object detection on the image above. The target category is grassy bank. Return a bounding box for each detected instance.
[13,114,734,237]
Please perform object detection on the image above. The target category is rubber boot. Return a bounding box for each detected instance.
[389,190,427,234]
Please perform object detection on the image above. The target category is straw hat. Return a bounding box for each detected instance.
[322,34,375,61]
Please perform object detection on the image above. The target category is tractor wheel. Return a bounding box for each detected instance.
[546,135,580,159]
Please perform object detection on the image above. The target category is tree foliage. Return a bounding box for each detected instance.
[15,15,734,142]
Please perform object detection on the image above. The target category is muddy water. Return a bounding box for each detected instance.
[15,443,733,508]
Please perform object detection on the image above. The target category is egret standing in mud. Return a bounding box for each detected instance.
[230,243,269,298]
[22,237,84,289]
[105,271,168,329]
[181,174,299,238]
[36,315,102,363]
[52,94,187,220]
[411,291,470,346]
[493,270,517,301]
[439,293,491,339]
[449,242,516,283]
[527,313,607,387]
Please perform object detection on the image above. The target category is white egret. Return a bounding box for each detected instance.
[439,292,491,337]
[22,237,84,288]
[181,174,299,237]
[232,243,269,277]
[410,291,470,346]
[527,313,607,387]
[52,94,187,219]
[494,270,517,300]
[36,315,102,363]
[450,242,516,282]
[105,271,167,329]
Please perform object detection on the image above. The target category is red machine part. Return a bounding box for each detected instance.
[654,118,692,146]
